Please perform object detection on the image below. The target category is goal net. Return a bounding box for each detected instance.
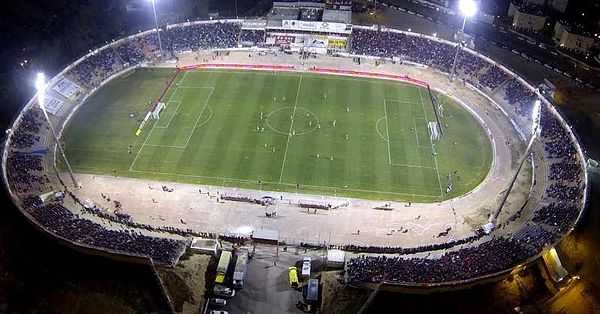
[428,121,440,141]
[151,102,166,119]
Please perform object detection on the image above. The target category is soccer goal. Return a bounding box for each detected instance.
[428,121,440,141]
[151,102,166,119]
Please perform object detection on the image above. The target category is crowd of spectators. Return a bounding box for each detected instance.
[511,223,555,250]
[478,65,510,90]
[115,40,150,66]
[531,203,579,233]
[545,183,582,202]
[346,237,535,284]
[164,22,241,53]
[455,51,510,89]
[240,29,265,47]
[299,234,483,255]
[502,79,537,119]
[6,154,50,193]
[25,200,186,264]
[10,110,44,149]
[67,48,122,89]
[350,28,455,72]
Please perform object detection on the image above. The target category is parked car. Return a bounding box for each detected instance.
[302,257,311,277]
[213,285,235,297]
[208,298,227,307]
[209,311,229,314]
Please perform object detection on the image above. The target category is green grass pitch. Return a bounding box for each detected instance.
[62,68,493,202]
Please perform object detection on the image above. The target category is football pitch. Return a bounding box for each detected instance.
[62,68,493,202]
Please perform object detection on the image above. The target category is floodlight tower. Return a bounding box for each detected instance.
[451,0,477,77]
[150,0,164,59]
[484,100,542,233]
[36,73,79,188]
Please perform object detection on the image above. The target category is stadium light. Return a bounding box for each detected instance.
[451,0,478,78]
[36,72,80,188]
[531,100,542,137]
[486,99,543,233]
[149,0,164,60]
[459,0,477,19]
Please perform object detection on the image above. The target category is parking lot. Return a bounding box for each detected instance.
[209,245,325,314]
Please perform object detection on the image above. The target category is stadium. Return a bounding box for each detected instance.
[0,0,593,312]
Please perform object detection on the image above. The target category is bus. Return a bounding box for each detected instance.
[215,250,232,284]
[232,250,249,289]
[288,266,299,287]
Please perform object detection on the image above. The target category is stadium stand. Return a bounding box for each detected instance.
[240,29,265,47]
[2,20,587,281]
[163,22,241,53]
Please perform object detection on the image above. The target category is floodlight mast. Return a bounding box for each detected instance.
[36,73,79,189]
[451,0,477,78]
[485,100,542,233]
[150,0,164,60]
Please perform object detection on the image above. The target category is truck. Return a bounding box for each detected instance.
[232,249,249,289]
[215,250,232,285]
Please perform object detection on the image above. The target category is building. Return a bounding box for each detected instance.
[554,21,595,54]
[265,1,352,52]
[512,4,547,31]
[547,0,569,12]
[523,0,546,6]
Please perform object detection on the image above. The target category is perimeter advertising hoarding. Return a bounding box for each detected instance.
[281,20,350,33]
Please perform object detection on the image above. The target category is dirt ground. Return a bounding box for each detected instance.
[320,271,370,314]
[158,252,212,313]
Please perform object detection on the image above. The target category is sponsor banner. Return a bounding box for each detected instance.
[281,20,350,32]
[328,38,347,48]
[44,96,65,115]
[52,77,80,100]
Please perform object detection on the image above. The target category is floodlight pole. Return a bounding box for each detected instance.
[451,14,468,78]
[150,0,164,60]
[485,102,542,232]
[36,74,79,188]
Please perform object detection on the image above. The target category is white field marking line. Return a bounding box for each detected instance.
[180,70,189,84]
[279,74,303,184]
[138,105,214,149]
[176,86,216,89]
[155,100,182,129]
[129,81,183,172]
[183,88,214,148]
[375,116,388,142]
[383,100,392,164]
[144,144,186,149]
[383,98,417,104]
[413,118,420,146]
[389,162,437,169]
[418,88,444,198]
[126,168,441,198]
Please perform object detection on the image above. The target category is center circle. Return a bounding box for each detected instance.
[266,107,320,136]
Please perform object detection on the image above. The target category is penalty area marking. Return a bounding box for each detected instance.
[375,116,388,143]
[155,100,182,129]
[417,88,444,198]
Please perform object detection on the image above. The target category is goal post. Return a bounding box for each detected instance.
[428,122,440,141]
[151,102,166,119]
